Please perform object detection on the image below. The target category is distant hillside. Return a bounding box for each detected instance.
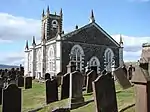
[0,64,19,69]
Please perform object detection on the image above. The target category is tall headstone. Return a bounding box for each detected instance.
[45,73,50,80]
[25,77,32,89]
[69,71,84,109]
[86,70,97,93]
[60,73,70,100]
[113,67,132,89]
[2,84,21,112]
[131,62,150,112]
[17,76,24,87]
[92,72,118,112]
[46,79,58,104]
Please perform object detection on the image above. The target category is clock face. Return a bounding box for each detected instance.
[51,20,58,29]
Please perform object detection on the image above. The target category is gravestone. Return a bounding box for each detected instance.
[69,71,84,109]
[61,73,70,100]
[45,73,50,80]
[46,79,58,104]
[86,70,97,93]
[0,78,3,105]
[17,76,24,87]
[25,77,32,89]
[2,84,21,112]
[92,72,118,112]
[113,67,132,89]
[131,62,150,112]
[56,72,64,86]
[67,61,76,73]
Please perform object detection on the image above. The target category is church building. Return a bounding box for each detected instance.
[24,6,124,79]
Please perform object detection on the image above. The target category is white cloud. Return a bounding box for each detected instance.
[0,13,41,41]
[0,12,149,65]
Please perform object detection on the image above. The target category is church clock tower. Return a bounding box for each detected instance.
[41,6,63,41]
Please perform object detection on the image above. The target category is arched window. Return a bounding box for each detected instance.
[104,48,114,71]
[37,50,41,71]
[89,56,100,73]
[48,45,55,72]
[70,45,84,71]
[28,53,32,72]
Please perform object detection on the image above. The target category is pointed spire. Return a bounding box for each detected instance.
[25,40,29,50]
[119,34,123,46]
[47,5,50,15]
[42,9,45,17]
[60,8,63,18]
[32,36,36,46]
[75,25,78,29]
[90,9,95,23]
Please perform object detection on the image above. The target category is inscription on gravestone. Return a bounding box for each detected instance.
[92,72,118,112]
[69,71,84,109]
[61,73,70,100]
[113,67,132,89]
[46,79,58,104]
[25,77,32,89]
[2,84,21,112]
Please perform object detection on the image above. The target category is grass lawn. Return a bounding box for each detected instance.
[0,80,135,112]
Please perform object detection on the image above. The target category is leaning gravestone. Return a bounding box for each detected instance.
[86,70,97,93]
[69,71,84,109]
[2,84,21,112]
[61,73,70,100]
[45,73,50,80]
[113,67,132,89]
[17,76,24,87]
[46,79,58,104]
[92,72,118,112]
[25,77,32,89]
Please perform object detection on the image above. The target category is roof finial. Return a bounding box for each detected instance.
[42,9,45,17]
[119,34,123,46]
[47,5,50,15]
[60,8,63,18]
[25,40,29,50]
[32,36,36,46]
[90,9,95,23]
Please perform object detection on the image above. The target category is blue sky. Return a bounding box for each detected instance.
[0,0,150,65]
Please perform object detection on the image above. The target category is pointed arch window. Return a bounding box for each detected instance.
[28,53,32,72]
[36,50,41,71]
[48,45,55,72]
[104,48,114,71]
[70,45,84,71]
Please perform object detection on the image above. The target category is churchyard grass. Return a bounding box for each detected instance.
[0,81,135,112]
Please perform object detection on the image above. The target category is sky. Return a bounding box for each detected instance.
[0,0,150,65]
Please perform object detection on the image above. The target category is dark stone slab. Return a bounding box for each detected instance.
[25,77,32,89]
[17,76,24,87]
[113,67,132,89]
[86,70,97,93]
[69,71,84,109]
[45,73,50,80]
[0,87,2,105]
[92,72,118,112]
[46,79,58,104]
[61,73,70,100]
[2,84,21,112]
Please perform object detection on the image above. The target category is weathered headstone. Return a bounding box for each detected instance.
[46,79,58,104]
[113,67,132,89]
[17,76,24,87]
[25,77,32,89]
[69,71,84,109]
[61,73,70,100]
[92,72,118,112]
[131,62,150,112]
[56,72,63,86]
[2,84,21,112]
[45,73,50,80]
[86,70,97,93]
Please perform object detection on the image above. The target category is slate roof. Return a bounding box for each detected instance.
[62,22,120,47]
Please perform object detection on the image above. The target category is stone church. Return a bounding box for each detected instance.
[24,6,124,79]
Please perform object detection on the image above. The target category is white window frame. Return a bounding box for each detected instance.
[89,56,100,73]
